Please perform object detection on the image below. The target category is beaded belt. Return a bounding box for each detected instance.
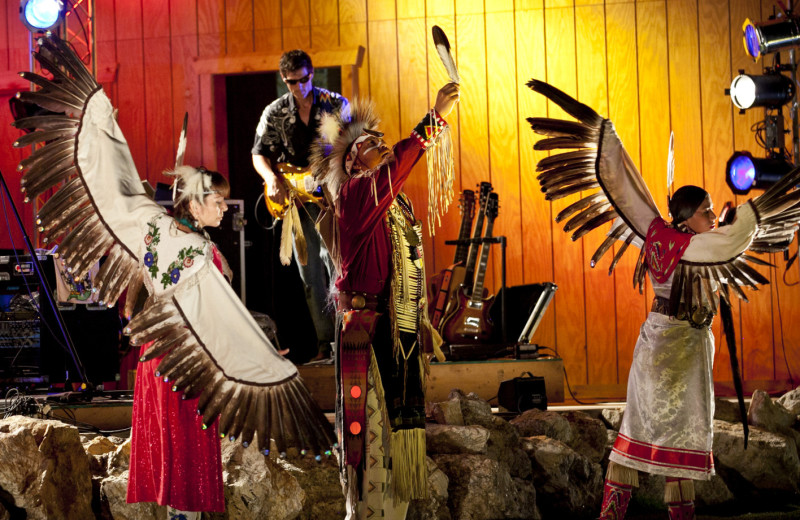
[651,296,714,329]
[337,291,383,312]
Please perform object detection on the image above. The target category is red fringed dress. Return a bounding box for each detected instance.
[126,246,226,512]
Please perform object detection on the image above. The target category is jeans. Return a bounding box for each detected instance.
[292,203,336,353]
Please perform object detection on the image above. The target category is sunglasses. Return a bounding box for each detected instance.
[283,73,312,85]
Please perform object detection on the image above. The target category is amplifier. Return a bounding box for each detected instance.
[498,372,547,412]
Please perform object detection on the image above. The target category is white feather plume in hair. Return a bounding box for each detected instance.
[166,165,213,207]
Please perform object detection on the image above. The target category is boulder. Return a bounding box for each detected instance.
[408,457,451,520]
[0,416,93,520]
[714,397,743,424]
[510,408,572,444]
[281,455,344,520]
[428,398,465,426]
[713,419,800,496]
[425,424,489,455]
[748,389,797,436]
[432,454,539,520]
[695,475,735,507]
[521,436,602,519]
[559,410,607,463]
[777,386,800,417]
[600,407,623,430]
[209,441,305,520]
[100,473,165,520]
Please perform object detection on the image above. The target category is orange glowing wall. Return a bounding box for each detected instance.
[1,0,796,398]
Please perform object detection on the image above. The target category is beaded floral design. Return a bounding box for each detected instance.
[160,245,204,288]
[144,221,160,279]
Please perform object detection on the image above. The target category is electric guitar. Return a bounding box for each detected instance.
[429,189,475,329]
[264,162,322,219]
[442,192,498,344]
[462,182,493,292]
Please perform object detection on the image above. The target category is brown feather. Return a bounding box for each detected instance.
[571,210,617,241]
[545,181,600,200]
[557,192,606,223]
[563,200,612,233]
[591,224,628,267]
[608,231,634,276]
[536,149,596,171]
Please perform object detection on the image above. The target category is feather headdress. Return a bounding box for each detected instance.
[167,165,216,206]
[309,97,380,205]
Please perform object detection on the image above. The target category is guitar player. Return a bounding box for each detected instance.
[251,49,350,361]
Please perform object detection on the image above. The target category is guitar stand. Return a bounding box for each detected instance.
[444,235,507,343]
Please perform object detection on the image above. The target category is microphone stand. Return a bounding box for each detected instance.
[444,235,507,343]
[0,168,89,387]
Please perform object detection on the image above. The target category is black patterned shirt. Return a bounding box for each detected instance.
[251,86,349,168]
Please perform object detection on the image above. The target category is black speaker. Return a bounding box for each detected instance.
[498,371,547,412]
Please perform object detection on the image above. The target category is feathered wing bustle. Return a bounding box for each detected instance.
[14,34,335,457]
[526,79,659,272]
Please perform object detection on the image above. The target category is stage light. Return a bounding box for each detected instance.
[725,151,793,195]
[728,73,795,111]
[19,0,64,32]
[743,16,800,60]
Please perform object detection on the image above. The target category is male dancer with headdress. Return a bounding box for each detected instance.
[252,49,349,361]
[309,82,458,519]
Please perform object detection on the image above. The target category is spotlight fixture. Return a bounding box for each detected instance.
[743,16,800,61]
[728,72,795,111]
[725,151,794,195]
[19,0,64,33]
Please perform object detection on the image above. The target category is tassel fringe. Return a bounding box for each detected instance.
[665,478,695,503]
[426,123,454,235]
[390,428,428,501]
[606,461,639,487]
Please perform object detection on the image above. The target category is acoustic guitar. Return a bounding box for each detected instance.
[441,192,498,344]
[429,189,475,329]
[264,162,322,219]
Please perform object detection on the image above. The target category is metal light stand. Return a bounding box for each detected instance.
[0,169,88,385]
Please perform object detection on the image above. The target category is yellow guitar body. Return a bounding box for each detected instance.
[265,163,320,219]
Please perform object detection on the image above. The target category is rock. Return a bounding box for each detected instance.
[432,454,540,520]
[101,473,165,520]
[510,408,572,444]
[631,472,665,511]
[601,408,623,430]
[695,475,735,507]
[714,397,743,424]
[281,454,344,520]
[521,436,602,519]
[408,457,451,520]
[211,441,305,520]
[0,503,8,520]
[428,399,465,426]
[748,389,797,436]
[425,424,489,454]
[0,416,93,519]
[777,386,800,416]
[559,410,607,463]
[108,438,132,476]
[87,436,119,456]
[713,419,800,496]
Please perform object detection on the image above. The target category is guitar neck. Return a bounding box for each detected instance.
[463,213,485,283]
[453,213,474,264]
[471,219,495,302]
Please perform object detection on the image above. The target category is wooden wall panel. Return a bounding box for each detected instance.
[1,0,796,398]
[545,3,588,386]
[454,10,491,287]
[395,16,431,258]
[576,3,615,386]
[427,15,461,276]
[606,1,645,385]
[487,11,523,290]
[698,0,734,382]
[516,6,556,352]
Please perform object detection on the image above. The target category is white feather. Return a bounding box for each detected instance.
[436,42,461,85]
